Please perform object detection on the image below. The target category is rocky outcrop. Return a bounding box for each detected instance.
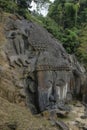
[0,15,86,114]
[68,55,86,101]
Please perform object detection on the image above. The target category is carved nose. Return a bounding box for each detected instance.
[49,95,56,102]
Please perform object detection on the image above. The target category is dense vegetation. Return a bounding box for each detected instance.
[47,0,87,68]
[37,0,87,68]
[0,0,87,68]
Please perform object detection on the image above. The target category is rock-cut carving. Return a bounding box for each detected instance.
[5,17,86,113]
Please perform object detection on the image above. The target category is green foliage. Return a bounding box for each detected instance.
[0,0,30,17]
[0,0,18,13]
[36,15,79,54]
[47,0,87,59]
[77,43,87,62]
[48,0,81,28]
[40,17,61,38]
[76,25,87,68]
[35,0,87,70]
[17,0,29,16]
[61,28,79,53]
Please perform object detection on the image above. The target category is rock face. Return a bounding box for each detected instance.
[0,15,86,113]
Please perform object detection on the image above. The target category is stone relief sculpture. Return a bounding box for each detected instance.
[5,17,86,113]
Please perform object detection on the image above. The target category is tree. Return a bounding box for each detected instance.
[0,0,18,13]
[48,0,81,28]
[76,24,87,68]
[17,0,30,16]
[0,0,31,16]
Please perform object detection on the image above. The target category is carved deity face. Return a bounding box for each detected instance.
[37,70,54,111]
[37,71,53,91]
[36,70,70,111]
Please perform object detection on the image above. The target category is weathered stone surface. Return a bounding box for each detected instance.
[55,120,69,130]
[0,15,86,114]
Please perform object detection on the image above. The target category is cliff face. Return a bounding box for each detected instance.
[0,14,87,130]
[0,15,86,115]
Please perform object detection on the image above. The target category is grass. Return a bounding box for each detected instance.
[0,97,58,130]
